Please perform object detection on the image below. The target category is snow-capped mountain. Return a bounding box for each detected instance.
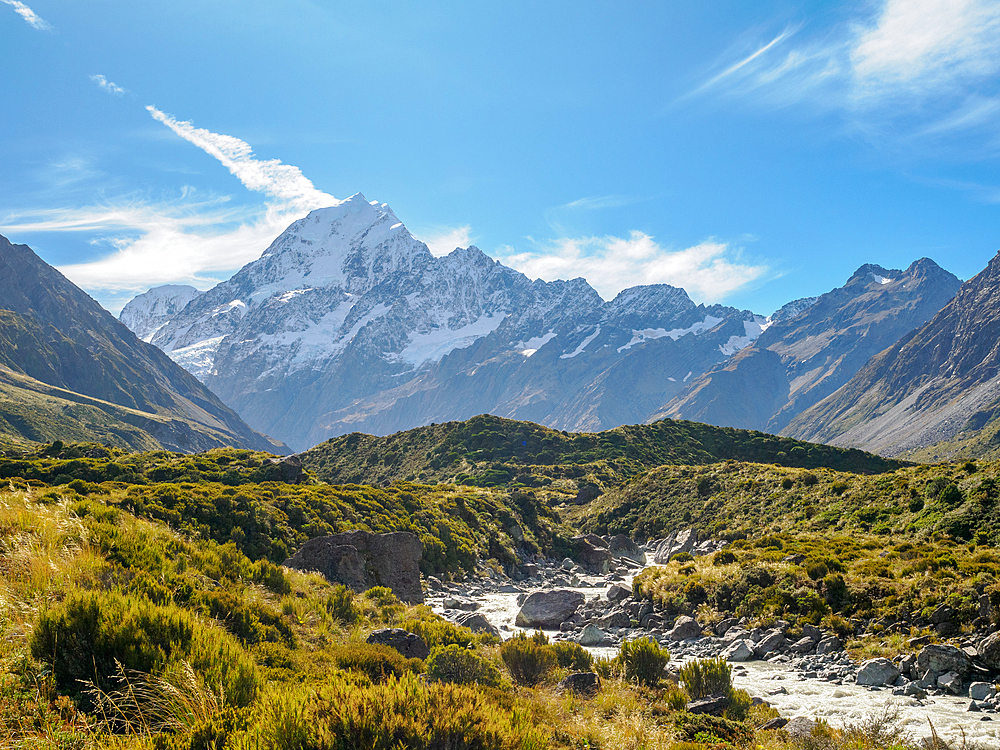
[122,194,766,449]
[119,285,203,342]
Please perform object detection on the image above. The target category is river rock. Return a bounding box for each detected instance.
[979,632,1000,670]
[970,682,996,701]
[579,624,606,646]
[721,639,755,662]
[715,617,738,636]
[606,584,631,603]
[938,671,963,694]
[815,635,843,655]
[454,612,500,638]
[597,609,632,629]
[856,658,900,686]
[802,623,822,642]
[755,631,787,657]
[652,529,699,564]
[516,589,585,628]
[788,636,815,654]
[669,615,703,641]
[916,643,971,679]
[571,536,613,574]
[559,672,600,696]
[284,530,423,603]
[367,628,430,659]
[785,717,817,739]
[608,534,645,563]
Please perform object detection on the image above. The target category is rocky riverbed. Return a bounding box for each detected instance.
[426,537,1000,747]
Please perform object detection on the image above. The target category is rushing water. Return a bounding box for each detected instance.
[432,576,1000,747]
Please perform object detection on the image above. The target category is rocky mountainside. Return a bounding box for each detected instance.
[785,250,1000,459]
[125,194,769,450]
[119,284,203,342]
[0,235,285,453]
[651,260,961,434]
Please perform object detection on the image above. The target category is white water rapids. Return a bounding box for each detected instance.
[432,577,1000,747]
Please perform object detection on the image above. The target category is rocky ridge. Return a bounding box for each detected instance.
[654,260,962,434]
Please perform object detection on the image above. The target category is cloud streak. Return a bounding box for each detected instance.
[90,74,126,96]
[2,0,49,29]
[413,225,474,257]
[690,0,1000,149]
[500,232,767,302]
[147,107,335,211]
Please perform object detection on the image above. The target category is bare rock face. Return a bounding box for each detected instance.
[916,643,971,679]
[284,530,423,603]
[515,589,585,629]
[608,534,644,563]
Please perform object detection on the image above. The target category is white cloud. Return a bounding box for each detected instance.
[851,0,1000,99]
[499,231,767,302]
[2,0,49,30]
[147,107,335,212]
[90,74,126,96]
[2,110,341,313]
[413,225,474,257]
[690,0,1000,143]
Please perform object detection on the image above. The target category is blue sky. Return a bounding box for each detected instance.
[2,1,1000,315]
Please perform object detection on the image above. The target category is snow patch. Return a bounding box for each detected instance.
[683,371,693,382]
[168,336,226,380]
[521,349,538,357]
[400,314,507,367]
[719,316,768,356]
[617,315,723,353]
[560,325,601,359]
[518,330,557,352]
[871,274,893,285]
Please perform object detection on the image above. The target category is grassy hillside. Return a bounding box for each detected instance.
[302,413,902,490]
[0,443,576,576]
[586,456,996,545]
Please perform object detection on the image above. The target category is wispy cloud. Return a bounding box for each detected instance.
[690,0,1000,148]
[147,107,335,211]
[2,110,340,313]
[413,225,474,257]
[90,74,126,96]
[2,0,49,30]
[544,194,641,234]
[499,232,768,302]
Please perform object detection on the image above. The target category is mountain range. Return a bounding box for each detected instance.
[0,234,285,453]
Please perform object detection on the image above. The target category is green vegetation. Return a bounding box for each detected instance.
[616,637,671,687]
[303,414,901,490]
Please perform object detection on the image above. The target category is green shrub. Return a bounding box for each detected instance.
[804,558,828,581]
[326,585,361,625]
[616,637,669,687]
[499,633,557,686]
[712,550,737,566]
[252,560,291,595]
[549,641,593,671]
[671,712,754,747]
[678,657,731,699]
[672,551,694,563]
[662,684,688,711]
[401,610,483,649]
[425,644,502,687]
[192,588,295,647]
[30,590,258,709]
[329,642,416,682]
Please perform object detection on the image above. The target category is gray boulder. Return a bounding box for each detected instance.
[815,635,843,655]
[856,658,900,686]
[686,694,729,716]
[979,632,1000,670]
[785,717,817,739]
[788,636,815,654]
[516,589,585,629]
[652,529,699,564]
[937,671,963,694]
[367,628,430,659]
[571,536,613,574]
[721,639,755,662]
[454,612,500,638]
[754,631,787,657]
[606,584,631,603]
[263,454,305,483]
[578,624,606,646]
[669,615,703,641]
[284,530,423,603]
[608,534,645,563]
[916,643,971,679]
[597,609,632,629]
[970,682,996,701]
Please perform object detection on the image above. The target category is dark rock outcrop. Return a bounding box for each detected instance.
[366,628,430,659]
[559,672,601,696]
[570,536,613,574]
[515,590,585,629]
[284,530,423,603]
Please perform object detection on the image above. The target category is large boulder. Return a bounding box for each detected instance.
[979,632,1000,670]
[669,615,703,641]
[559,672,601,696]
[856,658,899,686]
[606,584,631,603]
[721,639,755,662]
[367,628,430,660]
[262,454,305,483]
[651,529,698,564]
[454,612,500,638]
[915,643,971,679]
[578,625,606,646]
[570,536,613,574]
[608,535,645,563]
[515,590,585,629]
[284,530,423,603]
